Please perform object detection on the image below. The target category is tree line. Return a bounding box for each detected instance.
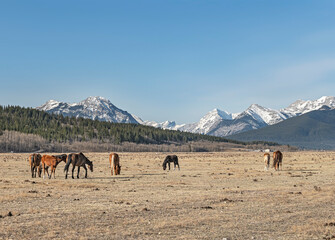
[0,105,247,145]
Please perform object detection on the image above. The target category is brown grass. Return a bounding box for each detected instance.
[1,151,335,239]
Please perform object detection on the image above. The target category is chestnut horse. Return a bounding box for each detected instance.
[41,154,67,179]
[162,155,180,171]
[273,151,283,171]
[264,153,270,171]
[29,153,42,178]
[64,153,93,179]
[109,153,121,175]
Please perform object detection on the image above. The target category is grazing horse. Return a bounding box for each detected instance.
[273,151,283,171]
[29,153,42,178]
[41,154,67,179]
[109,153,121,175]
[162,155,180,171]
[264,153,270,171]
[64,152,93,179]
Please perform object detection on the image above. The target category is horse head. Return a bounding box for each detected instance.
[162,156,171,170]
[60,154,67,163]
[162,158,168,170]
[88,161,93,172]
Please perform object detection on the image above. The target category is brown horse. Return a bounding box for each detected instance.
[264,153,270,171]
[273,151,283,171]
[109,153,121,175]
[64,152,93,179]
[29,153,42,178]
[41,154,67,179]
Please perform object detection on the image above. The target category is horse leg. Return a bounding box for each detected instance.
[42,164,46,179]
[83,165,88,178]
[49,166,53,179]
[113,164,117,175]
[53,166,56,179]
[72,165,75,179]
[35,166,38,177]
[77,166,80,178]
[38,165,42,177]
[46,167,50,178]
[168,162,171,170]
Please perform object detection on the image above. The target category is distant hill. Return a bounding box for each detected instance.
[228,107,335,149]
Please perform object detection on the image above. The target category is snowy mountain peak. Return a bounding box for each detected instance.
[37,96,139,124]
[79,96,114,108]
[237,104,287,125]
[211,108,232,120]
[282,96,335,117]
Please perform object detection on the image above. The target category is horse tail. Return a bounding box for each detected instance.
[64,154,72,172]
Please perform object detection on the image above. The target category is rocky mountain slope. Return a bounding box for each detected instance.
[37,96,139,124]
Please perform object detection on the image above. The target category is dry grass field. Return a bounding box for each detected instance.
[1,151,335,240]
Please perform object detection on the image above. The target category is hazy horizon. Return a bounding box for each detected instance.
[1,1,335,123]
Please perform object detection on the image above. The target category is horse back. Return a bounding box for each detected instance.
[41,155,58,166]
[72,152,90,166]
[109,153,119,165]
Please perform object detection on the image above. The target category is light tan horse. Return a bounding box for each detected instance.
[41,154,67,179]
[273,151,283,171]
[264,153,270,171]
[109,153,121,175]
[29,153,42,178]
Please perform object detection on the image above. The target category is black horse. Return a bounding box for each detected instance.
[162,155,180,171]
[64,153,93,179]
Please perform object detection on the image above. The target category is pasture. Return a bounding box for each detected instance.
[1,152,335,239]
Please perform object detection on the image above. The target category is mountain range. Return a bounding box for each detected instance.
[229,106,335,150]
[37,96,335,139]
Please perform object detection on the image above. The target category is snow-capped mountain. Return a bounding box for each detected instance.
[281,96,335,118]
[237,104,288,125]
[145,96,335,137]
[142,120,186,130]
[37,96,139,124]
[182,108,232,134]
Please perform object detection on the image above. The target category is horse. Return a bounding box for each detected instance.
[162,155,180,171]
[273,151,283,171]
[64,152,93,179]
[28,153,42,178]
[109,153,121,175]
[41,154,67,179]
[263,153,270,171]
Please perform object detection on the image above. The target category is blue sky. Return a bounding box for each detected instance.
[1,0,335,123]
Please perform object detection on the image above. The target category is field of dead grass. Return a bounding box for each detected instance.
[1,151,335,239]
